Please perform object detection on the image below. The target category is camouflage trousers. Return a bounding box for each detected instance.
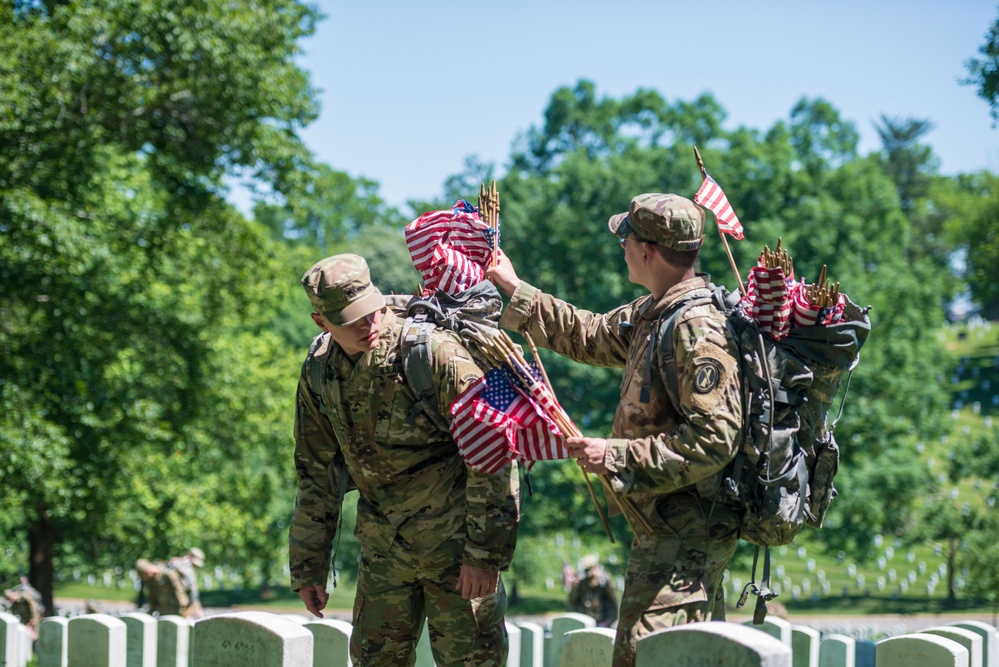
[350,534,508,667]
[612,494,740,667]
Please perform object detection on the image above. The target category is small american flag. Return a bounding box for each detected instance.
[747,266,792,339]
[694,176,745,240]
[450,367,565,474]
[405,200,496,295]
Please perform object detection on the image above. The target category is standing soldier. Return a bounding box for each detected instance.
[487,193,744,667]
[289,254,520,666]
[568,554,618,627]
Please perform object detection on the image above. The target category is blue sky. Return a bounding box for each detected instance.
[291,1,999,211]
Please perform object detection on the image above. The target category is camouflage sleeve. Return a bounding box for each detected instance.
[288,371,341,592]
[605,307,743,495]
[499,281,635,368]
[433,334,521,572]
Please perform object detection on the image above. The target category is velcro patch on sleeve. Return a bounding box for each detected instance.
[681,339,737,413]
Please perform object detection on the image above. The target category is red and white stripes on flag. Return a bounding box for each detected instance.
[746,265,793,339]
[791,285,846,328]
[405,201,495,296]
[450,367,566,474]
[694,176,745,240]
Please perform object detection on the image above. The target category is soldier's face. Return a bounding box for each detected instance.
[325,307,386,356]
[620,235,644,284]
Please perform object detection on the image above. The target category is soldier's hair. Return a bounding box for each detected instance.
[644,241,699,270]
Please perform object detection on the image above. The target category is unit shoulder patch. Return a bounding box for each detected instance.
[693,357,724,394]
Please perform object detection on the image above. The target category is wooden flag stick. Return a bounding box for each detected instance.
[487,332,654,537]
[693,146,746,296]
[522,341,616,542]
[484,334,616,539]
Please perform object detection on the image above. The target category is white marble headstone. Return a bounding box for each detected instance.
[559,627,616,667]
[636,621,792,667]
[67,613,128,667]
[190,611,312,667]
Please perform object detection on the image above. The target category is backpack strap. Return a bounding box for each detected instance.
[647,287,714,406]
[400,300,452,433]
[304,334,328,401]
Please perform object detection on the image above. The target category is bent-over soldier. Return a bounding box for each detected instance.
[289,253,520,667]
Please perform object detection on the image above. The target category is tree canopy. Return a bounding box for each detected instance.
[0,0,322,610]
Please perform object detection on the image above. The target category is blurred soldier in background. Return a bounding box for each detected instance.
[135,558,190,617]
[168,547,206,619]
[3,576,44,639]
[568,554,618,627]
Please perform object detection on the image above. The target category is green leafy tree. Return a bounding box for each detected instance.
[964,9,999,125]
[0,0,320,611]
[963,514,999,624]
[874,116,937,216]
[939,172,999,319]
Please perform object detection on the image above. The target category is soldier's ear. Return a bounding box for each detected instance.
[310,312,329,333]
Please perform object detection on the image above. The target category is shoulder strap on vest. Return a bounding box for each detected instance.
[304,334,328,400]
[644,287,714,407]
[400,303,452,433]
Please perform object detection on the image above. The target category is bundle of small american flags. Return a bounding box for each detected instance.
[404,200,497,296]
[450,364,567,475]
[746,265,794,339]
[743,253,847,339]
[405,199,567,474]
[693,173,851,339]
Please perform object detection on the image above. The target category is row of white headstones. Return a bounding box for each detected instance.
[1,609,997,667]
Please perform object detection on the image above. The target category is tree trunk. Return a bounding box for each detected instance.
[28,501,57,617]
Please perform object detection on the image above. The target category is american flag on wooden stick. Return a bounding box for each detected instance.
[404,200,497,296]
[694,176,745,240]
[450,366,566,475]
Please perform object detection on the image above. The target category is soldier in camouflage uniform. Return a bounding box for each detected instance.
[487,193,743,667]
[567,554,618,627]
[290,253,520,667]
[168,547,205,619]
[135,558,190,617]
[4,577,43,639]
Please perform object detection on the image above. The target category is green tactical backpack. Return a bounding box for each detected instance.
[388,280,504,432]
[655,283,871,623]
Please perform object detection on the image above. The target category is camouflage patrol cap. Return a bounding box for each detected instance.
[608,193,705,250]
[187,547,205,567]
[302,254,386,326]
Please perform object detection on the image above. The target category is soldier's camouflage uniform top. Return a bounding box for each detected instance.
[142,565,189,617]
[568,571,618,627]
[289,308,520,667]
[500,273,742,667]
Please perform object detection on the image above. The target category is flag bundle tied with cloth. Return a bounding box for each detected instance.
[405,199,497,296]
[403,199,567,474]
